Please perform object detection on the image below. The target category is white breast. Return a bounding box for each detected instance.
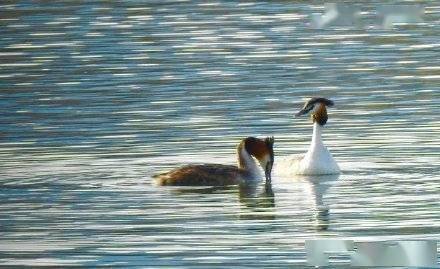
[295,142,340,175]
[275,123,340,176]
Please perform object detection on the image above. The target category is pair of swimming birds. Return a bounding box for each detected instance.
[155,97,340,186]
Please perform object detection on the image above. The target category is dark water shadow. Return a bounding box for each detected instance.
[168,185,237,195]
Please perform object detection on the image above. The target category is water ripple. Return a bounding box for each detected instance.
[1,0,440,267]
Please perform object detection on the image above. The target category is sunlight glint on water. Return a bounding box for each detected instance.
[0,1,439,267]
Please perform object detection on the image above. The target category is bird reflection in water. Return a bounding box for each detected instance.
[296,174,340,231]
[238,181,276,221]
[167,181,276,221]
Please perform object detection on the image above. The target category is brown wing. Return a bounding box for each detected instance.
[154,164,241,186]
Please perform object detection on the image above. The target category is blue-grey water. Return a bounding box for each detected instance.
[1,1,439,267]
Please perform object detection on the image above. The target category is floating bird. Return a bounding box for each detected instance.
[154,137,274,186]
[276,97,340,175]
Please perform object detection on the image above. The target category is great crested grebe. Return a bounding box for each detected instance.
[276,97,340,175]
[154,137,274,186]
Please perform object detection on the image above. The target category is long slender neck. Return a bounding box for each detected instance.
[310,122,325,148]
[237,144,261,177]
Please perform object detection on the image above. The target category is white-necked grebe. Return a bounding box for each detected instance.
[277,97,340,175]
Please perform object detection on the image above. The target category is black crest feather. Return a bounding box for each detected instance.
[307,97,334,107]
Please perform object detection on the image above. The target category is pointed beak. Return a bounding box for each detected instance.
[265,163,272,183]
[295,109,307,117]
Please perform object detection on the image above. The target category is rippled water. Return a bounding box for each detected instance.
[1,1,439,267]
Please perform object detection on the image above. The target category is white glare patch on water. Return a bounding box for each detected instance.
[6,43,46,49]
[417,66,440,70]
[198,70,235,76]
[0,63,43,67]
[29,32,66,36]
[56,82,81,85]
[112,73,136,77]
[0,73,25,78]
[0,52,26,56]
[419,75,440,79]
[198,2,221,7]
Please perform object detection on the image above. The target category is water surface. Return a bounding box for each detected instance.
[1,1,439,267]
